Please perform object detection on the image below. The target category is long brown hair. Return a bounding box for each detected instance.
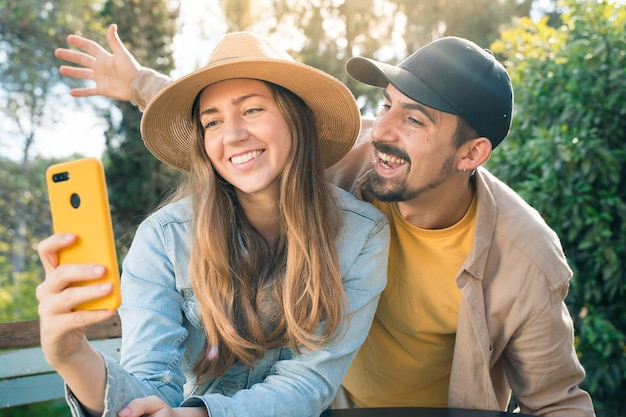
[183,81,345,382]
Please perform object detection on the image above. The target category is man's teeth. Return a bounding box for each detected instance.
[231,150,262,164]
[378,151,406,166]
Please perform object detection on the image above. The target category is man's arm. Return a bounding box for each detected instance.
[506,293,595,416]
[324,117,375,197]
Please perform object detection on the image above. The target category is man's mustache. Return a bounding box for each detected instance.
[371,142,411,164]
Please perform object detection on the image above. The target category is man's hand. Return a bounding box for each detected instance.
[54,23,140,101]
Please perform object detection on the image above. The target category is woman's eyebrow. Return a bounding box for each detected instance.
[231,93,264,106]
[200,93,266,117]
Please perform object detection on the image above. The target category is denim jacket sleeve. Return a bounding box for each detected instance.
[66,191,389,417]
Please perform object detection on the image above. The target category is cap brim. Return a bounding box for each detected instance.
[142,58,361,171]
[346,56,460,116]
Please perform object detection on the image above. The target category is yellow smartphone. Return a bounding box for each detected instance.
[46,158,121,310]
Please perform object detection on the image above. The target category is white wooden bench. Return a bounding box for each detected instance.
[0,314,121,408]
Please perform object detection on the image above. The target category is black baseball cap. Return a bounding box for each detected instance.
[346,36,513,148]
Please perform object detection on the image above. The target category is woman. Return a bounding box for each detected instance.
[37,31,389,417]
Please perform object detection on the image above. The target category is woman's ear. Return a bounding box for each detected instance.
[457,137,492,171]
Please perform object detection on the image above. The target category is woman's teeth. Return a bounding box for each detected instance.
[231,150,262,164]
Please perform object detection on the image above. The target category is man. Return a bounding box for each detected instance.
[55,24,595,416]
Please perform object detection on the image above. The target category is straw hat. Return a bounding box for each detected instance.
[141,31,361,172]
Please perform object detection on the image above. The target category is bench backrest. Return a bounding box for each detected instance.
[0,314,121,408]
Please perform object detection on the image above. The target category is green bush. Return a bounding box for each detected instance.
[489,1,626,414]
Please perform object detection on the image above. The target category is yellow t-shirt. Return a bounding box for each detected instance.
[343,196,476,407]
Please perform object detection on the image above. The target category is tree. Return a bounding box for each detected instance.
[0,0,96,277]
[391,0,533,50]
[490,0,626,413]
[0,0,93,161]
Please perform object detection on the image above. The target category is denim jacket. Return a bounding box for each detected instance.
[66,186,389,417]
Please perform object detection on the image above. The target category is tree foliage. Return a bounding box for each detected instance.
[0,0,92,160]
[394,0,533,51]
[489,0,626,413]
[0,0,99,278]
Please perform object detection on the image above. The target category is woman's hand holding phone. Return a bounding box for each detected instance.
[36,233,117,367]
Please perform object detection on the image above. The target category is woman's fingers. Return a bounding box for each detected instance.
[36,264,110,309]
[37,234,76,274]
[36,233,113,313]
[118,396,171,417]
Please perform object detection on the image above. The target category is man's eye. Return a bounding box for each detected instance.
[408,117,423,125]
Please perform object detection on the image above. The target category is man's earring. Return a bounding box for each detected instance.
[459,168,476,176]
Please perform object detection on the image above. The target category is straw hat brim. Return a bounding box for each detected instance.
[141,58,361,172]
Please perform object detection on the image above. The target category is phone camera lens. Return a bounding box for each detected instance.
[52,172,70,183]
[70,193,81,209]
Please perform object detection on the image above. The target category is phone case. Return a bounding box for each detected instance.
[46,158,121,310]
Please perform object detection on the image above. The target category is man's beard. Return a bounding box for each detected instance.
[364,152,456,202]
